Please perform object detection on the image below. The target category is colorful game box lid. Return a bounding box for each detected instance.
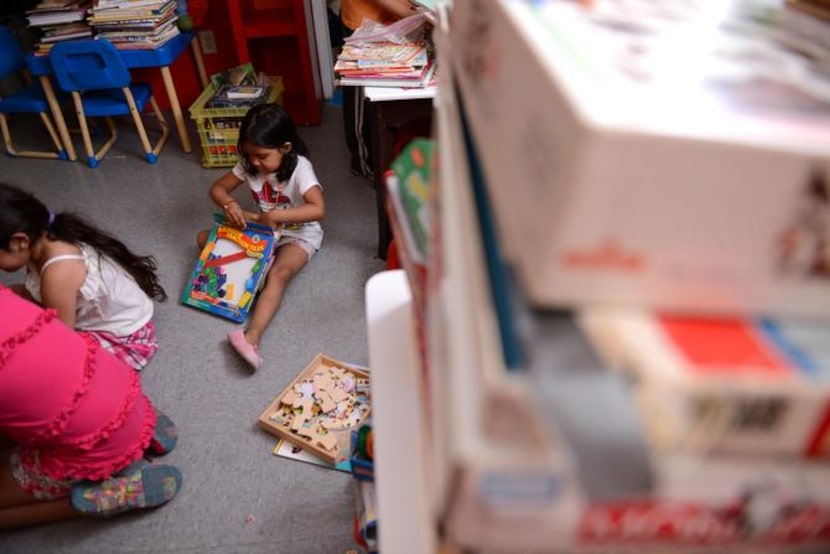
[181,213,276,323]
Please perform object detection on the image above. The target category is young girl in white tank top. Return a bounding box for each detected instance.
[0,183,167,370]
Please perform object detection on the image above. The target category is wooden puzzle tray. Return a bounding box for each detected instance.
[258,353,371,464]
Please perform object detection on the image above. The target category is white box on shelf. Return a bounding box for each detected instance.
[450,0,830,318]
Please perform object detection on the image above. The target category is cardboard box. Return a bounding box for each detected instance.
[579,308,830,458]
[447,453,830,552]
[450,0,830,317]
[258,353,371,464]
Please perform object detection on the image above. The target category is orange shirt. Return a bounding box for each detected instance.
[340,0,408,31]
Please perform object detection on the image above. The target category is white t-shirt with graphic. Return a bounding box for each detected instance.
[232,155,324,251]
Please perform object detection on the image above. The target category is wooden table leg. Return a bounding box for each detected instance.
[39,76,76,161]
[190,38,209,88]
[159,65,192,153]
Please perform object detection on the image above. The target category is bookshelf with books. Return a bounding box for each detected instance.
[365,1,830,553]
[224,0,319,125]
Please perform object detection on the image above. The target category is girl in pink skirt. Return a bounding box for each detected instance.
[0,285,182,529]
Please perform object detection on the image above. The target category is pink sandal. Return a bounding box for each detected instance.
[228,329,262,370]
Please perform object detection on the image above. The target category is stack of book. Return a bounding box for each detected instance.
[86,0,179,50]
[335,41,434,88]
[26,0,92,56]
[334,13,435,89]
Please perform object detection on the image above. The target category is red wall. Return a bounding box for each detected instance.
[133,2,240,110]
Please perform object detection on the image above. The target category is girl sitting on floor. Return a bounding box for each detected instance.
[198,103,325,371]
[0,183,167,370]
[0,284,182,529]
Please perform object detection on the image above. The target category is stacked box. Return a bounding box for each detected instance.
[450,0,830,318]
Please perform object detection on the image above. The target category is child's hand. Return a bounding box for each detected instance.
[223,200,247,228]
[244,211,261,224]
[260,210,282,228]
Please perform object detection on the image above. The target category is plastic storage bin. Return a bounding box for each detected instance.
[189,76,284,168]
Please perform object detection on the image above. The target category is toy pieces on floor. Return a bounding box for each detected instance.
[181,213,276,323]
[258,353,371,465]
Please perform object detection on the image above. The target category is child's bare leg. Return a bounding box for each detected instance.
[196,229,210,249]
[244,244,308,347]
[0,500,76,530]
[0,451,76,529]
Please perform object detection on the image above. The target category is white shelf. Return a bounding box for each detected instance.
[365,270,436,554]
[364,85,437,103]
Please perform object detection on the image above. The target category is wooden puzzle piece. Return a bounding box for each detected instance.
[312,372,332,391]
[327,385,348,403]
[297,381,315,400]
[341,376,356,392]
[291,407,314,432]
[316,433,338,451]
[299,398,314,415]
[296,421,318,439]
[317,390,337,413]
[281,389,299,406]
[329,366,347,381]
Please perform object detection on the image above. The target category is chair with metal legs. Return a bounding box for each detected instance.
[49,38,170,168]
[0,25,67,160]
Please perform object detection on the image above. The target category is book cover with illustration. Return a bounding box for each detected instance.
[272,439,352,473]
[387,138,435,264]
[578,308,830,458]
[181,214,276,323]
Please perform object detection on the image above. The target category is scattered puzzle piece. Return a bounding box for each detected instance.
[257,354,373,465]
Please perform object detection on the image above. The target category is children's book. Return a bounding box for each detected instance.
[181,214,276,323]
[354,479,378,552]
[208,85,271,108]
[272,439,352,473]
[209,63,258,89]
[387,137,435,264]
[225,85,267,100]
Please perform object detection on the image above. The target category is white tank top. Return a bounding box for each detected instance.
[25,243,154,336]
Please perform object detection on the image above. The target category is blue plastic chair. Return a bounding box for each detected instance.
[0,26,67,160]
[49,39,170,168]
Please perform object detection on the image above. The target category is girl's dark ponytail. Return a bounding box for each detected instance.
[0,183,166,302]
[49,213,167,302]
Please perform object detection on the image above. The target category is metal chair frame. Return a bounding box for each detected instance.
[49,38,170,168]
[0,26,67,160]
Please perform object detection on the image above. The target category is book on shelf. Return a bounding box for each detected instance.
[108,25,179,50]
[224,86,268,100]
[337,63,436,88]
[39,22,93,42]
[354,480,378,554]
[387,137,434,265]
[208,85,272,108]
[579,308,830,459]
[338,42,427,65]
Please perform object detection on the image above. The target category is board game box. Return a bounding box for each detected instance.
[181,214,276,323]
